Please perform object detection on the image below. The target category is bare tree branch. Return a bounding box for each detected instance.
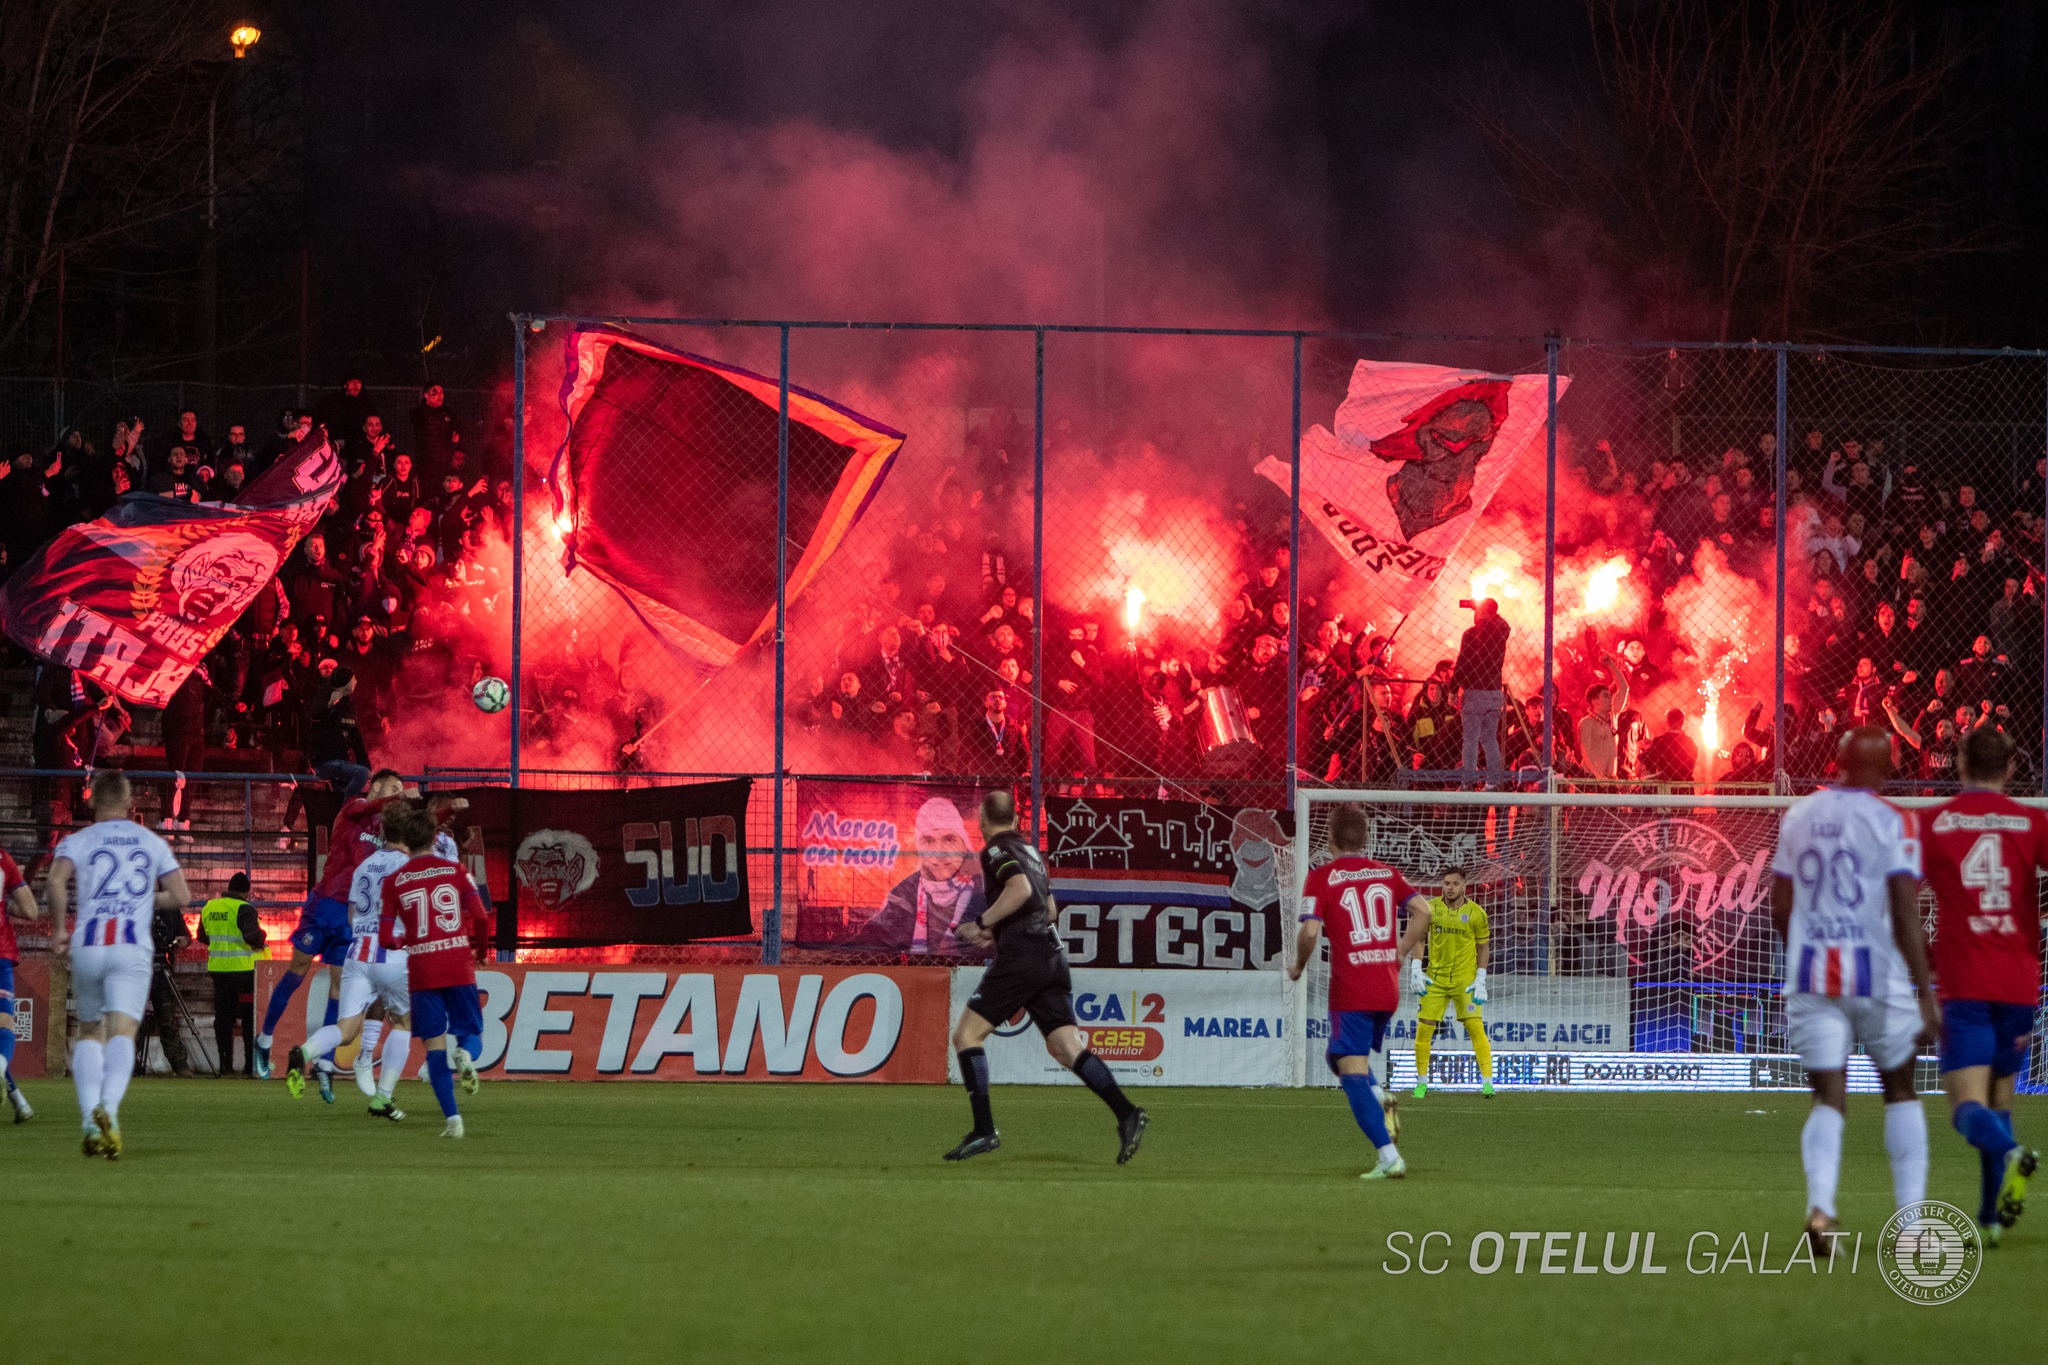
[1461,0,2008,340]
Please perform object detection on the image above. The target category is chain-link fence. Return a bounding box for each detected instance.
[4,321,2043,970]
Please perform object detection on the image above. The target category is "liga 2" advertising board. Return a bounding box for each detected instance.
[951,967,1293,1087]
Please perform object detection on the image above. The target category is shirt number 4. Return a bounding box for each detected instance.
[1959,833,2013,912]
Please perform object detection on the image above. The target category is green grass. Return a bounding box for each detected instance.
[2,1081,2039,1364]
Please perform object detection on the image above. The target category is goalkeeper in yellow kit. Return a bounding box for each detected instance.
[1404,868,1494,1098]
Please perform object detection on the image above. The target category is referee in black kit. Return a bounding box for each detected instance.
[947,790,1148,1164]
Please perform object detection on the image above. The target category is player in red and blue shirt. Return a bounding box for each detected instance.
[1287,804,1431,1180]
[379,803,489,1138]
[1,847,44,1122]
[1920,726,2042,1240]
[256,769,407,1077]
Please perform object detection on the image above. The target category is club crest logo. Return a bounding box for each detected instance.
[514,829,600,910]
[1879,1201,1980,1305]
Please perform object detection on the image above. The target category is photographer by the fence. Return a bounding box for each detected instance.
[1451,597,1510,786]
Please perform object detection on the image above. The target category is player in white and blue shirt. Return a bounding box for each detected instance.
[286,827,412,1117]
[1769,727,1942,1258]
[46,772,188,1158]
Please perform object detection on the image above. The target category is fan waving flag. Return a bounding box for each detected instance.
[1257,360,1563,624]
[554,327,903,668]
[0,434,338,707]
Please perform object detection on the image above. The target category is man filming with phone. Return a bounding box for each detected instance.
[1452,598,1511,785]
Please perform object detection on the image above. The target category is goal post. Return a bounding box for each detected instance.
[1285,786,2042,1094]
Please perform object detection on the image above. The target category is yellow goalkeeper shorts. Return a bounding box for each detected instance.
[1418,981,1480,1023]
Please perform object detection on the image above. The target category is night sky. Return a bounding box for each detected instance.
[133,1,2048,385]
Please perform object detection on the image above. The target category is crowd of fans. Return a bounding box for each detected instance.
[5,381,514,834]
[1562,430,2047,788]
[791,421,2048,794]
[5,386,2044,808]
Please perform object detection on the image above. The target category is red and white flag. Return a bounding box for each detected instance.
[0,434,337,706]
[1257,360,1563,624]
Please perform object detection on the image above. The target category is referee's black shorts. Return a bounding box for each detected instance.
[965,937,1076,1035]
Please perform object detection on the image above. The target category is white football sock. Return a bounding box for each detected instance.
[100,1035,135,1119]
[378,1028,412,1098]
[302,1024,344,1063]
[72,1040,104,1125]
[1802,1104,1845,1218]
[360,1019,383,1056]
[1885,1100,1929,1210]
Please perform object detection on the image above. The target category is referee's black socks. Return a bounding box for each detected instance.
[957,1048,995,1135]
[1071,1049,1137,1120]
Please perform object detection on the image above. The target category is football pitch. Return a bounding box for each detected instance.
[4,1082,2038,1364]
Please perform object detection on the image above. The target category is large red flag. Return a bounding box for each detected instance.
[554,327,903,668]
[0,434,338,706]
[1258,360,1563,625]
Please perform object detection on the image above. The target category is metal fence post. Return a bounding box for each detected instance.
[508,315,528,788]
[1541,332,1558,775]
[1285,334,1303,805]
[1031,328,1046,845]
[766,325,791,965]
[1774,346,1789,789]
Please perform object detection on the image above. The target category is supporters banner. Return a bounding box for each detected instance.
[554,326,902,669]
[0,433,339,706]
[439,780,753,946]
[260,962,950,1082]
[1045,795,1292,970]
[792,780,992,957]
[952,967,1292,1086]
[1255,361,1564,625]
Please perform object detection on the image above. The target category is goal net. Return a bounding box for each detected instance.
[1286,788,2045,1094]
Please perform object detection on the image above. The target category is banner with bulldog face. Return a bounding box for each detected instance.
[415,780,753,947]
[1255,360,1564,627]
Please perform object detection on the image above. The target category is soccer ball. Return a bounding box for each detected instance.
[472,676,510,713]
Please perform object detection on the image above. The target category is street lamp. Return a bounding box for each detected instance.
[202,24,261,420]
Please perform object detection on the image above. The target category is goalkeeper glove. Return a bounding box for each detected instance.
[1470,968,1489,1006]
[1407,959,1427,994]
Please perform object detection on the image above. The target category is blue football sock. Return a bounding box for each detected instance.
[1339,1072,1393,1149]
[1954,1100,2017,1158]
[323,995,340,1027]
[1979,1148,2003,1225]
[458,1033,483,1060]
[261,971,305,1035]
[425,1049,459,1118]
